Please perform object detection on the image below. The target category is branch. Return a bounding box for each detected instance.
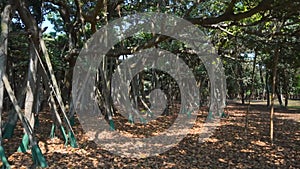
[16,0,39,39]
[106,35,169,57]
[45,0,71,28]
[186,0,271,26]
[224,0,237,15]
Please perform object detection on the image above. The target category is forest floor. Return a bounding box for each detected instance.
[1,100,299,168]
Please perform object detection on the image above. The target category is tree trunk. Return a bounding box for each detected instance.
[283,71,289,108]
[63,55,76,105]
[245,51,257,133]
[2,86,26,139]
[3,74,48,167]
[99,56,114,118]
[237,63,245,104]
[0,4,13,158]
[259,63,265,100]
[284,93,289,108]
[17,0,40,135]
[270,46,280,144]
[33,68,42,126]
[24,38,39,130]
[38,35,78,147]
[98,56,115,130]
[276,85,283,106]
[266,72,270,106]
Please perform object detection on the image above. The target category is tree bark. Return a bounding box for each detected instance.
[2,73,48,167]
[99,56,115,118]
[24,42,38,128]
[266,72,270,106]
[283,71,289,108]
[284,93,289,108]
[38,35,77,147]
[237,63,245,104]
[276,85,283,106]
[245,51,257,133]
[0,2,13,148]
[16,0,40,130]
[259,63,265,100]
[270,46,280,144]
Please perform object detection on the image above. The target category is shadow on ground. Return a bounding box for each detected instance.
[1,101,299,168]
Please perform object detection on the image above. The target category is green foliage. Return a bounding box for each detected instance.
[47,11,65,33]
[43,33,68,73]
[295,71,300,94]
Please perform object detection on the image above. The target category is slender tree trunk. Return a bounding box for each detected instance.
[63,35,77,118]
[139,71,146,103]
[40,35,68,116]
[3,74,48,167]
[3,85,26,138]
[0,3,13,154]
[63,56,76,106]
[259,63,265,100]
[33,68,42,126]
[99,56,114,118]
[38,35,77,147]
[245,51,257,133]
[270,46,280,144]
[17,0,41,137]
[284,93,289,108]
[283,72,289,108]
[276,85,283,106]
[24,38,39,129]
[266,72,270,106]
[40,68,68,141]
[237,63,245,104]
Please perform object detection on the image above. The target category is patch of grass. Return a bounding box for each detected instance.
[288,105,300,109]
[236,99,300,110]
[287,100,300,110]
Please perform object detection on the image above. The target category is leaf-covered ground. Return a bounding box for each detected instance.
[1,101,299,168]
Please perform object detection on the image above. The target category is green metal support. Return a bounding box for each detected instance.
[139,117,147,124]
[2,123,16,139]
[0,146,10,169]
[128,114,134,124]
[34,115,39,128]
[207,111,214,120]
[68,131,78,148]
[49,123,56,138]
[31,145,48,168]
[17,134,29,153]
[69,115,75,126]
[109,116,115,131]
[221,111,227,118]
[59,126,68,146]
[147,111,154,118]
[187,110,192,118]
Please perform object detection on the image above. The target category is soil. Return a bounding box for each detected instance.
[1,101,299,168]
